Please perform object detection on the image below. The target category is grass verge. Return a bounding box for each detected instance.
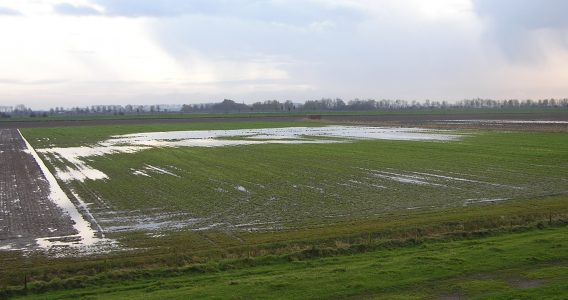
[1,195,567,299]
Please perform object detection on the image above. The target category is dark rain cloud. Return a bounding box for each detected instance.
[54,3,101,16]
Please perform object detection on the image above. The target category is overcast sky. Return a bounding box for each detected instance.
[1,0,568,109]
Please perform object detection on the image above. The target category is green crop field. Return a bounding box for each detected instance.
[2,119,567,299]
[21,122,568,233]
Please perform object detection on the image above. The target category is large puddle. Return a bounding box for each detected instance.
[105,126,460,146]
[38,126,461,183]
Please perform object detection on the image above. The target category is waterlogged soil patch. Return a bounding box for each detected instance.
[95,208,282,233]
[19,125,568,243]
[35,126,461,185]
[358,168,524,206]
[97,209,202,232]
[53,161,544,235]
[37,145,150,182]
[131,164,180,178]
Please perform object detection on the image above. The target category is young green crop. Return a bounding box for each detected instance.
[21,123,568,233]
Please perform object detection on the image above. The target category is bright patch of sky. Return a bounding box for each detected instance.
[1,0,568,109]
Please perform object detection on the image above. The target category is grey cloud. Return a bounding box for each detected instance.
[474,0,568,30]
[0,6,21,16]
[149,9,482,101]
[473,0,568,60]
[54,3,101,16]
[91,0,363,26]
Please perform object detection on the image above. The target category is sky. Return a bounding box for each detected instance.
[1,0,568,109]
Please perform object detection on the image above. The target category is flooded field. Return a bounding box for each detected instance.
[5,123,568,254]
[37,126,460,183]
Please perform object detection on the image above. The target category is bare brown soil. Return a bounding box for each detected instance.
[319,113,568,132]
[0,116,304,129]
[324,112,568,122]
[0,129,76,249]
[0,111,566,129]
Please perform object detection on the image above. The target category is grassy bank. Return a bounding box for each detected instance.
[1,195,567,298]
[7,222,568,299]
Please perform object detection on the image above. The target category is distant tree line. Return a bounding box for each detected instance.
[2,97,568,118]
[0,104,49,119]
[180,97,568,113]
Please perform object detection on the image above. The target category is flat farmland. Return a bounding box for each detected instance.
[19,121,568,238]
[2,119,568,299]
